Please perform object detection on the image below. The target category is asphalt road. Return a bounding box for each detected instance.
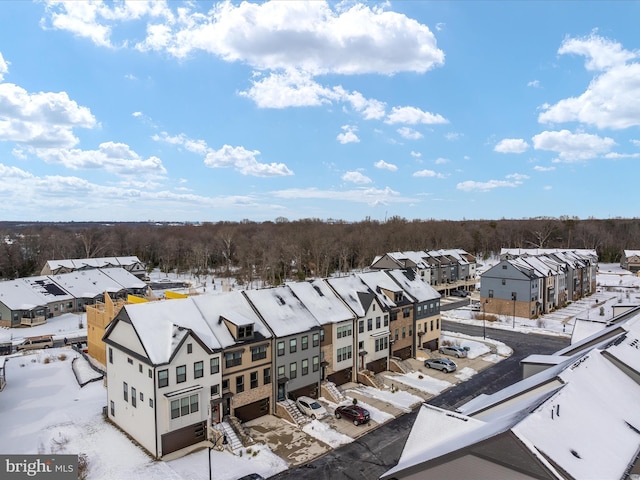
[270,323,570,480]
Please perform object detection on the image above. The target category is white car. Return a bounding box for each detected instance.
[296,396,327,419]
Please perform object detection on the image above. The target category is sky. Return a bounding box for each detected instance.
[1,1,639,223]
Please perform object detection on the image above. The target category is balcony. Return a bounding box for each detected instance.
[20,315,47,327]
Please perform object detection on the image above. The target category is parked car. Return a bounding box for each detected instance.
[439,345,468,358]
[424,357,457,372]
[470,301,481,311]
[296,396,328,419]
[335,405,371,425]
[237,475,265,480]
[450,289,469,297]
[16,335,54,351]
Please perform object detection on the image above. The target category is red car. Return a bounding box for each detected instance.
[335,405,370,425]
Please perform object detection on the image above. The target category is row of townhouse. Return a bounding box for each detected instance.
[102,269,441,458]
[480,249,598,319]
[0,267,147,328]
[620,250,640,273]
[41,256,147,279]
[370,249,477,295]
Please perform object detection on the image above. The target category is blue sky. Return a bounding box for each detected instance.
[0,1,639,223]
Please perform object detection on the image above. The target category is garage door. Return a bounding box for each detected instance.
[393,345,412,360]
[234,397,269,423]
[289,382,319,400]
[327,368,352,386]
[161,421,206,456]
[366,357,387,374]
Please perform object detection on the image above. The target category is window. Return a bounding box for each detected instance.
[384,315,389,327]
[210,357,220,374]
[238,324,254,339]
[367,318,372,331]
[337,346,352,362]
[502,279,506,285]
[375,336,389,352]
[127,358,133,365]
[358,321,364,334]
[302,359,309,375]
[290,362,297,379]
[251,344,267,361]
[390,311,398,321]
[149,398,153,408]
[489,289,494,298]
[123,382,128,402]
[394,329,399,341]
[148,369,152,378]
[108,348,113,364]
[278,365,285,378]
[194,361,204,379]
[430,320,434,331]
[251,371,258,389]
[403,307,411,318]
[312,333,320,347]
[301,336,308,350]
[176,365,187,383]
[264,368,271,385]
[211,384,220,396]
[222,379,229,391]
[289,338,297,353]
[181,397,189,416]
[436,318,440,329]
[376,316,381,328]
[409,326,413,337]
[110,400,114,416]
[236,375,244,393]
[158,369,168,388]
[139,364,142,373]
[337,325,352,338]
[277,341,285,356]
[320,329,325,342]
[131,387,137,407]
[225,351,242,368]
[402,327,406,338]
[502,264,507,269]
[358,341,364,350]
[171,400,180,419]
[187,343,193,354]
[313,356,319,372]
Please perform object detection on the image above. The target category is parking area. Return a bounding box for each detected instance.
[243,346,505,467]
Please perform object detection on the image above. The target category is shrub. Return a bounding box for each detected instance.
[58,354,67,361]
[43,357,51,364]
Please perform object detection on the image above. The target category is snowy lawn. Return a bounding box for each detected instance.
[383,372,453,396]
[0,349,288,480]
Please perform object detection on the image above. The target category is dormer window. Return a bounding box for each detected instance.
[394,292,403,302]
[238,324,254,340]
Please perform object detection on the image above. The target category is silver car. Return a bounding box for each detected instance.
[424,357,457,373]
[439,345,468,358]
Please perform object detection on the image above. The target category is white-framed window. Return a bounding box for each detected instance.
[170,394,199,420]
[337,345,352,362]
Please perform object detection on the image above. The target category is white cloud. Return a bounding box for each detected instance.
[534,165,556,172]
[0,52,8,81]
[342,171,372,184]
[374,160,397,171]
[153,131,209,155]
[132,2,444,75]
[539,35,640,129]
[494,138,529,154]
[445,132,462,141]
[532,129,616,162]
[204,144,293,177]
[131,111,142,117]
[272,186,413,206]
[337,125,360,144]
[434,157,449,165]
[124,73,137,81]
[0,83,96,148]
[506,173,529,181]
[456,179,521,192]
[410,151,422,158]
[397,127,423,140]
[435,23,445,32]
[413,169,445,179]
[558,33,637,72]
[240,69,334,109]
[631,139,640,147]
[36,141,167,177]
[527,80,541,88]
[604,152,640,159]
[386,106,448,125]
[338,88,387,120]
[543,185,552,190]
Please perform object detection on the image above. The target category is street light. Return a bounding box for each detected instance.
[511,292,517,329]
[483,299,488,339]
[208,432,228,480]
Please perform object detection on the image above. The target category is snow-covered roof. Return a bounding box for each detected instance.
[45,256,143,271]
[0,279,49,310]
[48,269,126,298]
[357,271,402,309]
[99,267,147,289]
[385,269,440,303]
[623,250,640,258]
[243,286,321,337]
[20,275,73,301]
[118,298,223,365]
[383,314,640,480]
[326,275,376,317]
[191,291,271,348]
[287,279,355,326]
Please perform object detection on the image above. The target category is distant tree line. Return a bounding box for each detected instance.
[0,216,638,285]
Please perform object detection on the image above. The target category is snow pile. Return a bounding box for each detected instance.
[302,420,353,448]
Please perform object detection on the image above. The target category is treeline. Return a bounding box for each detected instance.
[1,217,638,285]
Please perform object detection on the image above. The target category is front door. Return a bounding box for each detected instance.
[277,382,286,401]
[223,397,231,416]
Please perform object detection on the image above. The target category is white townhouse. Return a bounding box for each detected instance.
[326,275,391,374]
[288,279,357,386]
[103,298,223,458]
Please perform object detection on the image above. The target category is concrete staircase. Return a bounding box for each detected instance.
[213,421,243,453]
[323,381,346,403]
[279,399,311,427]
